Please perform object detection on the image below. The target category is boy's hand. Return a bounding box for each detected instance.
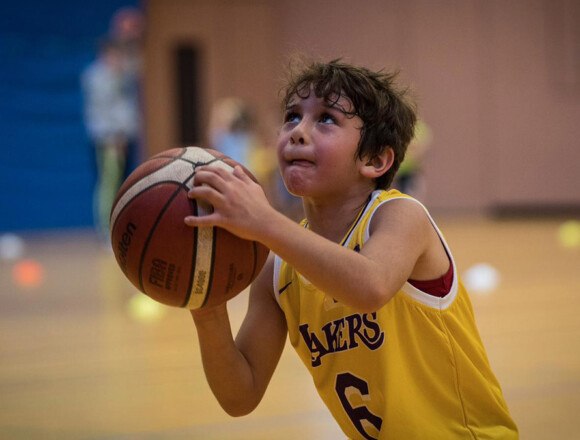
[184,165,273,243]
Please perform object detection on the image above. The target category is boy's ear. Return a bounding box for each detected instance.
[360,147,395,179]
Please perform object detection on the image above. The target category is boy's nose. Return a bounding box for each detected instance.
[290,122,308,145]
[291,135,305,145]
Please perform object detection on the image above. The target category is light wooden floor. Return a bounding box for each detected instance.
[1,217,579,439]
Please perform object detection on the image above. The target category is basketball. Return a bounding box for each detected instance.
[110,146,269,309]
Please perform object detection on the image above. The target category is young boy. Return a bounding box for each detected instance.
[184,59,518,439]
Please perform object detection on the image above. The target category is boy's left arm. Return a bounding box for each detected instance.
[361,198,450,296]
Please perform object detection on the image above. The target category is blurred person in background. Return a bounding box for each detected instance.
[81,7,144,245]
[81,37,140,244]
[110,6,145,76]
[208,97,294,216]
[208,97,258,167]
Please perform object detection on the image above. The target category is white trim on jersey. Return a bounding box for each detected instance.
[272,253,282,307]
[359,191,459,311]
[273,191,459,311]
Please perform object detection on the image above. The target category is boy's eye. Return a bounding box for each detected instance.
[319,113,336,124]
[284,112,300,123]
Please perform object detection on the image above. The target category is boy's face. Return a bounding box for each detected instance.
[277,88,366,199]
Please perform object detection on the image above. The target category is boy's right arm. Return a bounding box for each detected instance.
[190,253,287,416]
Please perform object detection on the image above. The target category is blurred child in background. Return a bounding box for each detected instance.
[81,7,144,244]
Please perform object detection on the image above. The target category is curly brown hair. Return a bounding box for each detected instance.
[280,58,417,189]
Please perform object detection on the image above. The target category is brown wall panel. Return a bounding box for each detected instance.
[144,0,580,213]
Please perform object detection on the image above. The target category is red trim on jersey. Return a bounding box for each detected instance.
[408,261,454,298]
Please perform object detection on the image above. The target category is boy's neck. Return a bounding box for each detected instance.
[303,191,374,243]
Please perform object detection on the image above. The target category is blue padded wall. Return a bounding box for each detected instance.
[0,0,140,231]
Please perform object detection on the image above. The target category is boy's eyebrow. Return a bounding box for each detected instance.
[284,100,351,114]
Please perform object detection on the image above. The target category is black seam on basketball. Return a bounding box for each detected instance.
[200,227,217,308]
[138,173,196,294]
[148,147,186,160]
[111,156,183,214]
[180,164,197,307]
[111,181,182,268]
[112,181,184,229]
[112,147,209,222]
[179,157,223,169]
[181,201,198,308]
[113,152,225,216]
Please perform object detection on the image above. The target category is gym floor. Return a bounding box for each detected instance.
[1,217,579,439]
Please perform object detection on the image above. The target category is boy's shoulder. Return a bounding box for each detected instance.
[370,189,426,215]
[366,190,433,237]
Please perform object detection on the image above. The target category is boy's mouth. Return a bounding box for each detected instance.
[289,159,313,167]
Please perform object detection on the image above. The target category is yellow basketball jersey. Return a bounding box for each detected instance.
[273,190,518,440]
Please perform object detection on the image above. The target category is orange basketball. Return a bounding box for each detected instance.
[110,146,269,309]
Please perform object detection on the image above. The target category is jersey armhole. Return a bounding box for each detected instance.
[364,196,459,310]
